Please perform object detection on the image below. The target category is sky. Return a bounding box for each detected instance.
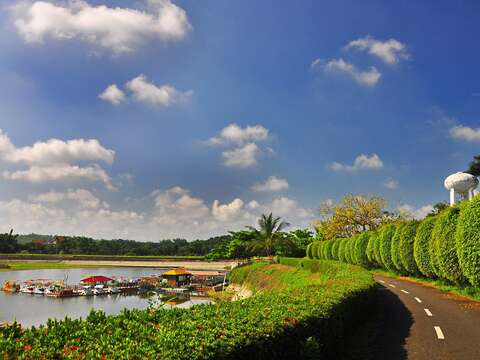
[0,0,479,240]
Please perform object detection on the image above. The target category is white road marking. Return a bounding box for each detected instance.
[434,326,445,340]
[389,284,396,288]
[401,289,409,294]
[424,308,433,317]
[415,297,422,303]
[379,280,385,284]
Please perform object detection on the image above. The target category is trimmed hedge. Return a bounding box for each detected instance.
[391,224,406,273]
[324,240,334,260]
[306,243,314,259]
[431,207,465,284]
[373,230,383,267]
[344,238,353,264]
[456,195,480,286]
[379,224,396,272]
[311,242,320,260]
[413,216,437,277]
[355,232,370,267]
[338,239,347,263]
[399,221,420,276]
[366,231,377,265]
[331,239,340,260]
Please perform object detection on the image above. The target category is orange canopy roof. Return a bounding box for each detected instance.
[162,268,191,276]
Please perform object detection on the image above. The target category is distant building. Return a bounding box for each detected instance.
[162,268,192,287]
[31,239,51,246]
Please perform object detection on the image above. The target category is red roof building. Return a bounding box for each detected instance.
[80,276,113,284]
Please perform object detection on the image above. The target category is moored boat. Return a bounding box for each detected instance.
[2,280,20,293]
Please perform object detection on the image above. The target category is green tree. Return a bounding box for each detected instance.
[466,155,480,176]
[246,213,291,256]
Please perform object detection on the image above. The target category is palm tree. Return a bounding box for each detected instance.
[246,213,290,257]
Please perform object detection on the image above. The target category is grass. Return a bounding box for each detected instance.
[0,253,205,260]
[0,261,114,272]
[373,268,480,302]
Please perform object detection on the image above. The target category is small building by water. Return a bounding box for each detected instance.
[162,268,192,287]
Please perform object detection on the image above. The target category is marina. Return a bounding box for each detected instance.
[0,267,225,327]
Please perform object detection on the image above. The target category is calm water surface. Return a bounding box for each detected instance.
[0,267,212,328]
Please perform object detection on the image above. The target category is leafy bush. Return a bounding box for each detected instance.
[344,238,353,264]
[323,240,333,260]
[330,239,339,260]
[456,195,480,286]
[399,221,420,275]
[430,207,464,284]
[355,232,370,267]
[378,224,396,272]
[373,230,383,266]
[311,242,320,259]
[413,216,437,277]
[366,231,377,265]
[306,243,314,259]
[391,224,406,273]
[338,239,347,263]
[349,236,358,264]
[1,261,375,359]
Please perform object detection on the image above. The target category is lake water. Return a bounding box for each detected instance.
[0,267,213,328]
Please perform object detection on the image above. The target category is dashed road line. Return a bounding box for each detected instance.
[401,289,409,294]
[434,326,445,340]
[424,308,433,317]
[415,297,422,303]
[389,284,396,288]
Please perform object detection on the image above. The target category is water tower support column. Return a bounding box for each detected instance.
[450,188,456,206]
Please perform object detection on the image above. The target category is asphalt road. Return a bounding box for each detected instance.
[373,275,480,360]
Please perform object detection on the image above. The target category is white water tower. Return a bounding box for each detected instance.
[444,172,478,206]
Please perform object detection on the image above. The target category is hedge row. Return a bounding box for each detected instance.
[1,260,375,359]
[307,194,480,287]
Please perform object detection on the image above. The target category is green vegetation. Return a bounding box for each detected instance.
[0,260,375,359]
[390,224,406,273]
[355,232,370,267]
[0,261,111,272]
[379,224,396,272]
[399,221,420,276]
[366,231,377,265]
[456,196,480,286]
[413,216,437,277]
[432,207,465,284]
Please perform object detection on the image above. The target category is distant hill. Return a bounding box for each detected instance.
[16,233,54,245]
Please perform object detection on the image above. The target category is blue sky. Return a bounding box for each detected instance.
[0,0,479,240]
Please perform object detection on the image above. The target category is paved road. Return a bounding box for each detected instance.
[373,275,480,360]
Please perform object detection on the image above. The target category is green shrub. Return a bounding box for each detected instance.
[1,260,376,359]
[323,240,333,260]
[378,224,396,272]
[350,236,359,264]
[456,195,480,286]
[330,239,340,260]
[399,221,420,275]
[306,243,314,259]
[391,224,406,273]
[344,238,353,264]
[355,232,370,267]
[311,242,320,260]
[373,229,383,266]
[338,239,347,262]
[413,216,437,277]
[366,231,377,265]
[431,207,465,284]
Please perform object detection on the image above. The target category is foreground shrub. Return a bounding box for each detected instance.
[350,236,359,264]
[391,224,406,273]
[306,243,314,259]
[331,239,340,260]
[456,196,480,286]
[355,232,370,267]
[399,221,420,275]
[338,239,347,263]
[366,231,377,266]
[373,230,383,267]
[413,216,437,277]
[344,238,353,264]
[324,240,334,260]
[311,242,320,259]
[431,207,464,284]
[379,224,396,272]
[1,261,375,359]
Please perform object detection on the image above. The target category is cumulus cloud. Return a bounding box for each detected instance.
[252,176,289,192]
[449,125,480,142]
[212,198,244,222]
[312,58,381,87]
[383,178,399,190]
[222,143,259,168]
[11,0,191,53]
[98,84,126,105]
[397,204,433,220]
[0,129,115,189]
[207,123,269,146]
[330,153,384,172]
[3,164,116,190]
[266,197,313,220]
[30,189,106,209]
[345,36,410,64]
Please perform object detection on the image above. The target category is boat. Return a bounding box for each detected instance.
[78,286,94,296]
[33,287,45,295]
[2,280,20,293]
[20,284,35,294]
[107,286,120,294]
[93,284,106,295]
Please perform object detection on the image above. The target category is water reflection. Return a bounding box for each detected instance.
[0,267,213,328]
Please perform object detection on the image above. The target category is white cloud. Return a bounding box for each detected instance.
[266,197,313,220]
[397,204,433,220]
[449,125,480,142]
[222,143,259,168]
[208,123,269,146]
[383,178,399,190]
[3,164,116,190]
[212,198,244,222]
[345,36,409,64]
[31,189,106,209]
[330,153,384,172]
[252,176,289,192]
[99,84,126,105]
[125,74,193,106]
[246,200,259,209]
[11,0,191,54]
[312,58,381,87]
